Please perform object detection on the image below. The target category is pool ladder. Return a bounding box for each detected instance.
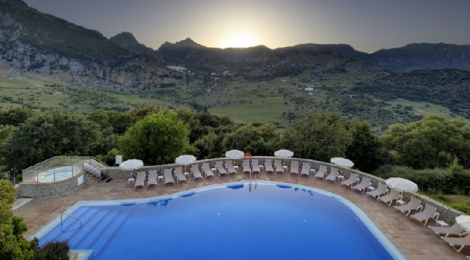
[60,213,82,232]
[249,172,257,191]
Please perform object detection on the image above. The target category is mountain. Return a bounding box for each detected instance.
[0,0,183,89]
[369,43,470,72]
[110,32,158,56]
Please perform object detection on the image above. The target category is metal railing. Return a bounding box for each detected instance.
[22,156,104,183]
[61,213,82,232]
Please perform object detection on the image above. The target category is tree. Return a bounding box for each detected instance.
[0,180,36,260]
[0,125,16,147]
[222,124,281,156]
[345,121,388,173]
[119,111,190,165]
[1,110,102,171]
[382,115,470,169]
[282,112,352,162]
[0,107,36,127]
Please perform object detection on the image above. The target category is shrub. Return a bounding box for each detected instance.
[373,161,470,195]
[35,241,70,260]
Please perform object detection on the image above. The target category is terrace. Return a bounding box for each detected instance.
[14,157,469,259]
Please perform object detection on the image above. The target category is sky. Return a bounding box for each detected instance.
[23,0,470,53]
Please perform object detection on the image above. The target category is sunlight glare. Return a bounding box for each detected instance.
[220,31,260,48]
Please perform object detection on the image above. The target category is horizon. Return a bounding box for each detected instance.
[22,0,470,54]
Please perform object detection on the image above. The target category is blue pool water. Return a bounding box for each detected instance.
[40,166,79,181]
[36,182,404,260]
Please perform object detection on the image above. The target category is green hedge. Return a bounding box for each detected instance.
[374,162,470,195]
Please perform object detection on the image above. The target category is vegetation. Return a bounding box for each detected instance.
[1,110,102,171]
[382,115,470,169]
[119,111,190,165]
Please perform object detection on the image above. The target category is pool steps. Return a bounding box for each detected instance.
[39,207,131,259]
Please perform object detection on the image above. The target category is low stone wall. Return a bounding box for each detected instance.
[17,172,85,198]
[23,156,465,223]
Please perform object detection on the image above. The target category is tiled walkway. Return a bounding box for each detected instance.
[14,170,469,259]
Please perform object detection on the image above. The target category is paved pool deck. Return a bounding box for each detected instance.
[14,170,469,260]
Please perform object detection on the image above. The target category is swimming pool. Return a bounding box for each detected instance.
[38,166,80,182]
[34,181,404,260]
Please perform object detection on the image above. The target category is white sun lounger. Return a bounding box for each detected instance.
[147,170,157,188]
[203,163,215,178]
[174,166,187,183]
[216,161,228,176]
[429,223,467,239]
[163,168,175,185]
[410,204,437,226]
[242,160,251,174]
[264,159,273,173]
[341,173,359,188]
[394,197,423,217]
[366,183,387,199]
[275,160,284,174]
[225,161,237,175]
[444,235,470,253]
[290,161,299,175]
[134,171,146,189]
[325,167,339,183]
[300,162,310,176]
[314,165,328,180]
[251,159,261,174]
[191,164,203,180]
[379,189,401,206]
[352,177,371,193]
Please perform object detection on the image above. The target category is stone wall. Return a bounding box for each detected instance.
[17,172,85,198]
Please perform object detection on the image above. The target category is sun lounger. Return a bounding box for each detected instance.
[394,197,423,217]
[443,234,470,252]
[264,159,273,173]
[203,163,215,178]
[163,168,175,185]
[216,161,228,176]
[290,161,299,175]
[147,170,157,188]
[275,160,284,174]
[174,167,187,183]
[429,223,467,239]
[251,159,261,174]
[300,162,310,176]
[352,177,371,193]
[325,167,339,183]
[366,183,387,199]
[379,189,401,206]
[341,173,359,188]
[314,165,328,180]
[191,164,203,180]
[134,171,146,188]
[225,161,237,175]
[410,204,437,226]
[242,160,251,174]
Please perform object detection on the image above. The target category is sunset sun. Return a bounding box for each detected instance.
[220,31,260,48]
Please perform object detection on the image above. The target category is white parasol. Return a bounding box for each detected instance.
[119,159,144,178]
[175,155,197,165]
[274,149,294,158]
[456,215,470,232]
[330,157,354,168]
[225,150,245,159]
[385,177,418,192]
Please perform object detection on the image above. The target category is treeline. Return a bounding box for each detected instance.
[1,106,470,196]
[352,69,470,119]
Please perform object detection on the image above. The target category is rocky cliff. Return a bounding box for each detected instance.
[110,32,158,57]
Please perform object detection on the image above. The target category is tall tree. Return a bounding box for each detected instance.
[1,110,102,171]
[222,124,281,156]
[119,111,190,165]
[382,115,470,169]
[345,121,387,173]
[0,107,36,127]
[282,112,352,162]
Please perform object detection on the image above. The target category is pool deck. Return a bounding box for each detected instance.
[14,170,469,259]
